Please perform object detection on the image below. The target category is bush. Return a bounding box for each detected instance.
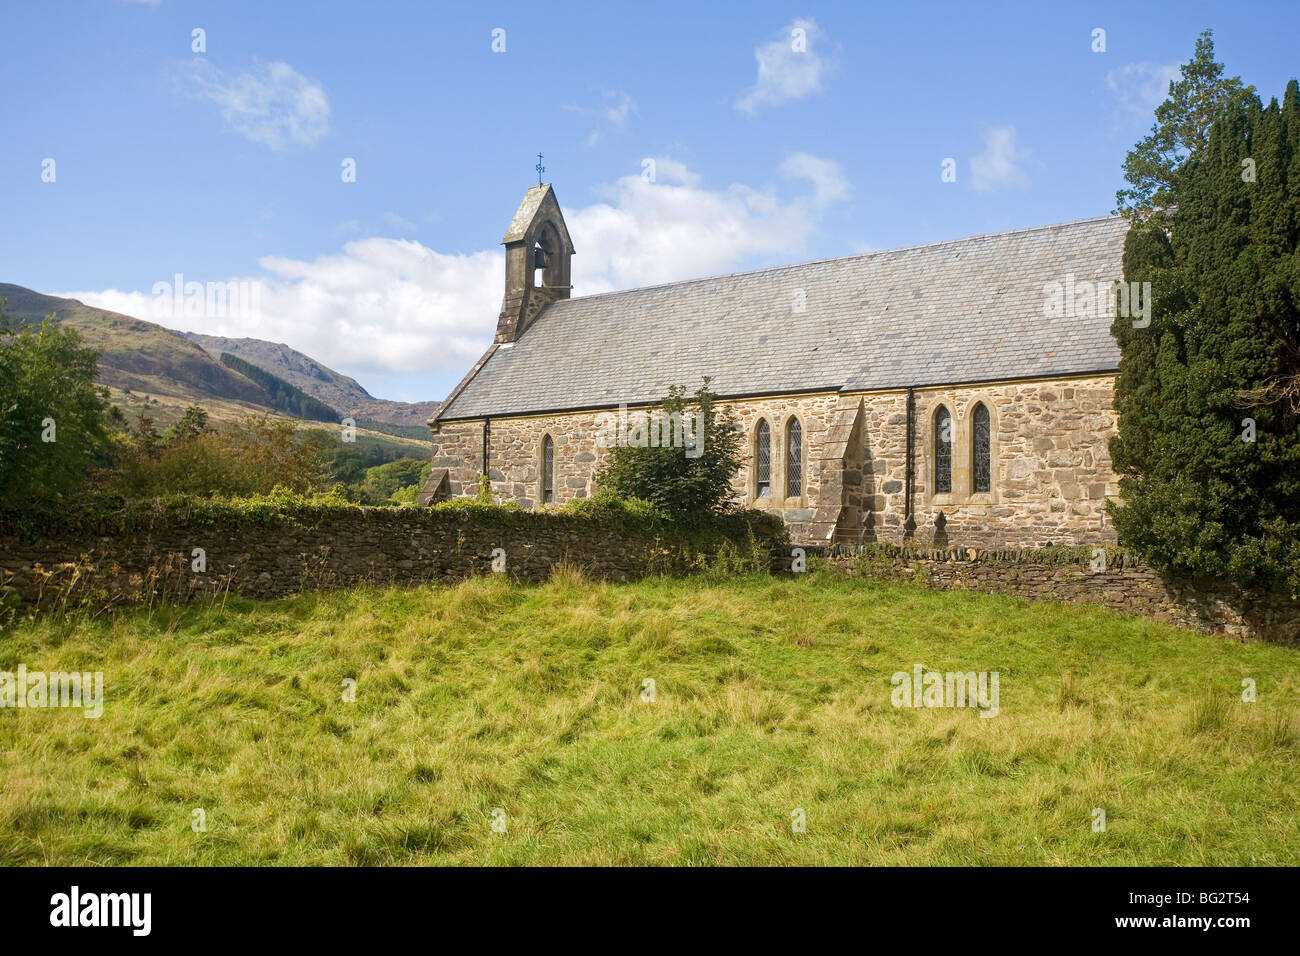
[110,413,331,499]
[431,496,521,518]
[562,487,664,523]
[595,379,741,525]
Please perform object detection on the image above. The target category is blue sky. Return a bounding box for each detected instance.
[3,0,1297,401]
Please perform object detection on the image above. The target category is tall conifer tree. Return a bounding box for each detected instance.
[1110,80,1300,592]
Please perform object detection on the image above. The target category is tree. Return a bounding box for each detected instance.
[1115,29,1256,226]
[359,457,428,503]
[0,307,114,506]
[133,415,161,459]
[112,414,331,499]
[1109,79,1300,592]
[162,405,209,445]
[596,379,742,523]
[329,447,368,485]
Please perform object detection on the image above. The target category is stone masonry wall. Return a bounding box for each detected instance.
[820,545,1299,644]
[431,394,847,532]
[484,410,607,505]
[0,508,783,613]
[429,374,1121,549]
[853,375,1119,548]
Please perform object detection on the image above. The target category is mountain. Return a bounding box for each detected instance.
[183,333,441,428]
[0,284,435,455]
[0,284,270,407]
[218,353,342,423]
[0,284,439,429]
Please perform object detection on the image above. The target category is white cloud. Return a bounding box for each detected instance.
[565,90,635,128]
[1106,62,1179,117]
[736,18,830,115]
[646,157,702,188]
[969,126,1029,192]
[59,242,502,377]
[571,154,849,292]
[176,59,330,149]
[780,153,851,205]
[58,157,850,383]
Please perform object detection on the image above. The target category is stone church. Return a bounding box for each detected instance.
[426,183,1129,548]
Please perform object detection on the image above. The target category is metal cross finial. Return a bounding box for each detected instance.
[536,152,545,185]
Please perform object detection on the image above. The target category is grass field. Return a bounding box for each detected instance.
[2,567,1297,866]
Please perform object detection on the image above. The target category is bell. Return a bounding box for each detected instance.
[533,245,550,270]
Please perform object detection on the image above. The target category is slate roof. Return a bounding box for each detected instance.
[437,215,1129,421]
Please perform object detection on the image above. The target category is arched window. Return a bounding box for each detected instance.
[541,435,555,504]
[934,406,952,494]
[785,418,803,498]
[972,403,991,493]
[755,420,771,498]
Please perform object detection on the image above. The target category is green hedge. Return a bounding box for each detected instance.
[0,488,788,553]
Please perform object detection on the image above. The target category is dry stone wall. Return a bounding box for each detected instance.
[6,506,1293,642]
[0,507,783,613]
[822,545,1299,643]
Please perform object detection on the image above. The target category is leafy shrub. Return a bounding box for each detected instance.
[110,413,331,499]
[595,379,741,525]
[431,496,521,518]
[563,488,664,523]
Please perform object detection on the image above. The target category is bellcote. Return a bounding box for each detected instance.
[496,183,575,343]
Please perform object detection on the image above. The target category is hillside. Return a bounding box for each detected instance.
[0,284,269,407]
[0,283,431,457]
[0,285,440,427]
[219,352,341,423]
[183,332,441,427]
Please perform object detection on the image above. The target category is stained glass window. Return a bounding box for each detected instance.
[756,420,771,498]
[542,435,555,504]
[785,418,803,498]
[973,403,991,493]
[934,406,952,494]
